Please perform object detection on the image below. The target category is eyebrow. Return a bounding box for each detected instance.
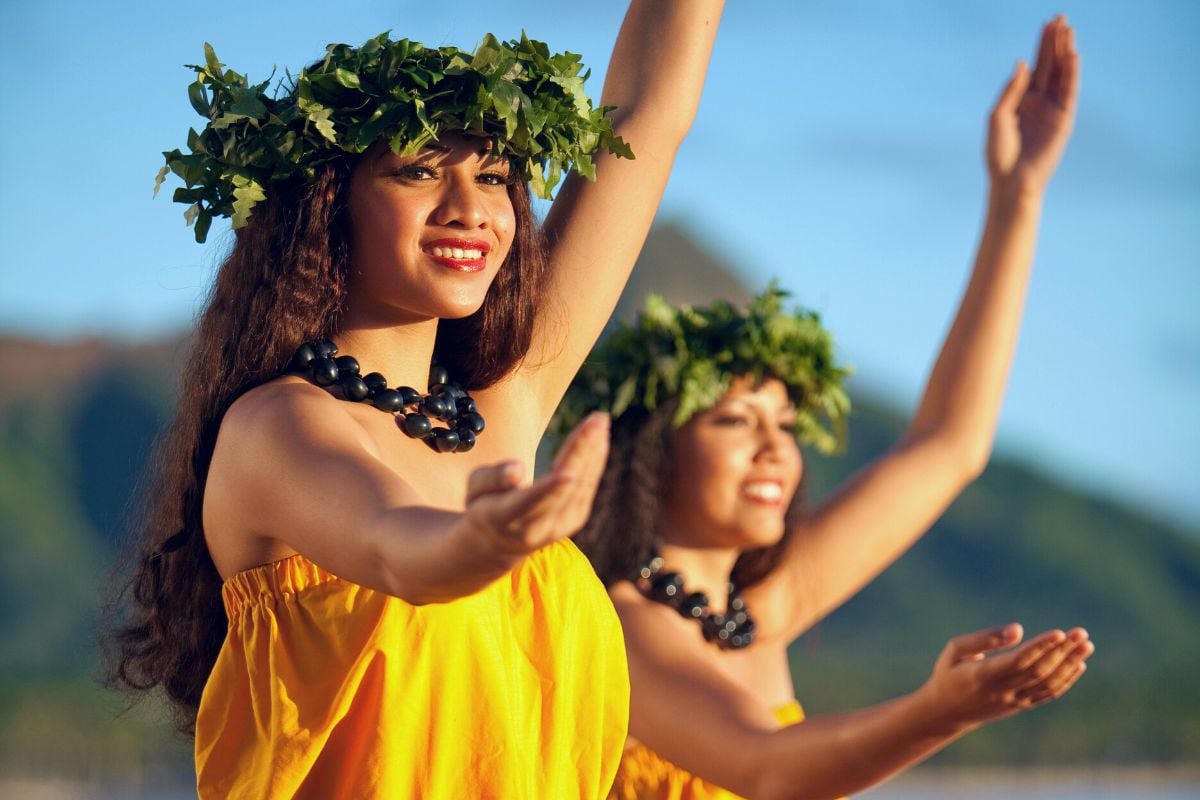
[419,140,497,156]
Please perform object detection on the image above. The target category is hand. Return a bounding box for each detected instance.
[987,17,1080,195]
[921,623,1094,729]
[458,412,611,567]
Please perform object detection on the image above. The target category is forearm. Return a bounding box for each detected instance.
[752,686,972,800]
[530,1,723,421]
[780,189,1047,631]
[907,183,1045,474]
[602,0,724,143]
[369,506,520,605]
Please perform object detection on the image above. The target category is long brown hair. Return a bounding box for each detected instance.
[106,156,549,733]
[574,397,801,592]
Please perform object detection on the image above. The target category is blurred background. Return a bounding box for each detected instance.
[1,1,1196,797]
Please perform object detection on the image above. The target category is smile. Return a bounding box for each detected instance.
[423,239,490,272]
[741,481,784,504]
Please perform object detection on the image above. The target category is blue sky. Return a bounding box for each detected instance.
[1,1,1196,528]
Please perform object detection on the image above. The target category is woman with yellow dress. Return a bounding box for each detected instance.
[559,17,1092,800]
[107,2,724,797]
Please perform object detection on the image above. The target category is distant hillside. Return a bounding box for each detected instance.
[0,223,1197,783]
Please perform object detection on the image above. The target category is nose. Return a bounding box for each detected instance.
[757,424,795,464]
[432,171,488,230]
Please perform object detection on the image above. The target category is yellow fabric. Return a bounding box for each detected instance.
[195,539,629,799]
[610,701,822,800]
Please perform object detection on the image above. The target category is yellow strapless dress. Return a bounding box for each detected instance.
[610,701,835,799]
[194,539,629,799]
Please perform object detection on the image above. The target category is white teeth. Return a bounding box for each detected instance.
[430,246,482,260]
[743,483,783,501]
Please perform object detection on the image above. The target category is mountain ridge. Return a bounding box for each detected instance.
[0,221,1195,779]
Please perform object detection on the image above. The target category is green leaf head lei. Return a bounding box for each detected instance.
[155,32,633,243]
[553,283,852,454]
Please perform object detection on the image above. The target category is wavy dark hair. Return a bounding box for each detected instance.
[105,154,549,733]
[574,396,804,592]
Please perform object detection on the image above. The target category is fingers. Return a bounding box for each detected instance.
[552,412,611,477]
[1010,629,1094,704]
[977,628,1066,684]
[1031,16,1079,113]
[465,470,572,553]
[464,413,611,557]
[992,61,1030,120]
[552,413,611,529]
[987,628,1094,694]
[1052,21,1080,115]
[942,623,1023,664]
[1014,642,1092,706]
[1031,16,1060,93]
[465,460,525,503]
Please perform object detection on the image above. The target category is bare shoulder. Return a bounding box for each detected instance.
[609,582,782,748]
[610,581,715,669]
[739,562,809,645]
[220,376,380,456]
[203,377,390,576]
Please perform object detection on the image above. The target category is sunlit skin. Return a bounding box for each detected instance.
[201,1,727,609]
[611,17,1093,800]
[662,377,802,552]
[344,134,517,327]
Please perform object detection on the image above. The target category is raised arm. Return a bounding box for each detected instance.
[620,600,1093,800]
[524,0,724,428]
[204,381,611,603]
[753,18,1080,641]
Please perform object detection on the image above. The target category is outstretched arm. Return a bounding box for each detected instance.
[205,381,612,603]
[753,18,1080,641]
[523,0,724,430]
[621,608,1093,800]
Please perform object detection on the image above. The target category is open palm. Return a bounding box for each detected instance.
[988,17,1080,192]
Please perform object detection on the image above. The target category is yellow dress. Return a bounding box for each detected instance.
[194,539,629,799]
[610,702,833,800]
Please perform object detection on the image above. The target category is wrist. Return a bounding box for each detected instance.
[987,177,1046,214]
[451,512,526,579]
[910,680,981,739]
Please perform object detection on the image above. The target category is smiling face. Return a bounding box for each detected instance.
[344,133,517,324]
[661,376,803,550]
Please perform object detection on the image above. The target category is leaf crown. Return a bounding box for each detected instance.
[155,32,633,242]
[553,283,852,454]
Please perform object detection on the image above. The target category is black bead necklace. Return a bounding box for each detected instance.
[634,549,756,650]
[289,339,485,454]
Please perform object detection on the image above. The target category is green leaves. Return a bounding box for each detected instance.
[554,286,853,454]
[158,32,632,242]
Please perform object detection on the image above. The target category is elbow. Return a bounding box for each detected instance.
[377,564,434,606]
[753,775,848,800]
[906,429,994,484]
[743,752,809,800]
[958,437,994,481]
[610,108,693,155]
[370,536,441,606]
[749,780,790,800]
[751,778,821,800]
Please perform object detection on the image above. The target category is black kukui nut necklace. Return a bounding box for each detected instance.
[289,339,485,454]
[634,550,756,650]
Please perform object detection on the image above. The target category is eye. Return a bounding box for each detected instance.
[392,164,437,181]
[477,170,511,187]
[712,414,750,428]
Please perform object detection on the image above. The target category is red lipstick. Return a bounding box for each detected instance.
[424,238,491,272]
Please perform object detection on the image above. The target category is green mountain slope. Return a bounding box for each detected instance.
[0,224,1196,780]
[796,401,1200,763]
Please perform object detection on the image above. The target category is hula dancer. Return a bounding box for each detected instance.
[108,3,723,797]
[557,18,1091,800]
